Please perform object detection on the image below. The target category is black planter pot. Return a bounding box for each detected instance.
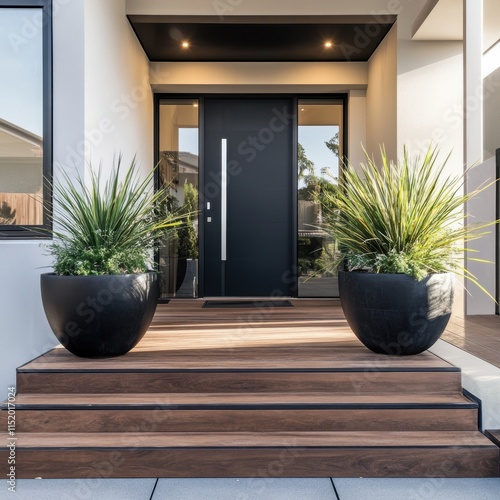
[339,271,454,355]
[41,272,159,358]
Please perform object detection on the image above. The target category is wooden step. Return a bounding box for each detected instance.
[4,392,479,433]
[2,431,498,478]
[9,407,479,433]
[10,392,477,409]
[16,346,462,395]
[16,369,462,394]
[18,345,459,372]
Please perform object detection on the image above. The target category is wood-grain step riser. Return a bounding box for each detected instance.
[15,371,462,394]
[9,408,480,433]
[3,447,498,478]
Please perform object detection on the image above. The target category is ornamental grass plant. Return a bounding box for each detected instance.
[321,146,497,294]
[46,156,182,276]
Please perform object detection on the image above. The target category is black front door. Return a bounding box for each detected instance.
[203,98,294,297]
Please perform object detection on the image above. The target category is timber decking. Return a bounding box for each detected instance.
[443,314,500,369]
[2,299,499,478]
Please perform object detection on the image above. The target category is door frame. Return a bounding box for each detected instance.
[154,93,348,298]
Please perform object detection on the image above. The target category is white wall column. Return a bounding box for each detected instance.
[464,0,483,168]
[464,0,487,315]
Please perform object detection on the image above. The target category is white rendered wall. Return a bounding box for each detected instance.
[430,340,500,430]
[0,0,86,391]
[397,40,463,168]
[0,243,56,389]
[84,0,153,177]
[366,24,398,162]
[483,66,500,159]
[465,156,497,314]
[397,40,465,314]
[0,0,153,392]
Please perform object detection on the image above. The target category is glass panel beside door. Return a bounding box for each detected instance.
[297,99,343,297]
[157,99,199,299]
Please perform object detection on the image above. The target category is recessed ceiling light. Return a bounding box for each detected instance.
[181,41,190,49]
[324,41,333,48]
[193,103,199,107]
[301,108,305,111]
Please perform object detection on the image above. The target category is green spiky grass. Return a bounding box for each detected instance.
[321,146,497,296]
[46,156,183,275]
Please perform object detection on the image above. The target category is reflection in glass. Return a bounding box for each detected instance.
[158,100,199,298]
[0,8,43,226]
[298,101,343,297]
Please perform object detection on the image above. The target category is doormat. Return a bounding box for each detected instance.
[203,300,294,309]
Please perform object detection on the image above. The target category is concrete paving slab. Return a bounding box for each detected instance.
[153,478,336,500]
[1,478,157,500]
[334,477,500,500]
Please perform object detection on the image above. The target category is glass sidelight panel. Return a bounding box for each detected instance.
[297,100,343,297]
[158,99,199,298]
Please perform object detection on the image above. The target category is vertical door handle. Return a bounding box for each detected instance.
[221,138,227,261]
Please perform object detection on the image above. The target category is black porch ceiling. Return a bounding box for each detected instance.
[128,15,396,63]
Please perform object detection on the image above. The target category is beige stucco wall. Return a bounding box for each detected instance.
[366,23,398,162]
[149,61,368,93]
[347,90,367,172]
